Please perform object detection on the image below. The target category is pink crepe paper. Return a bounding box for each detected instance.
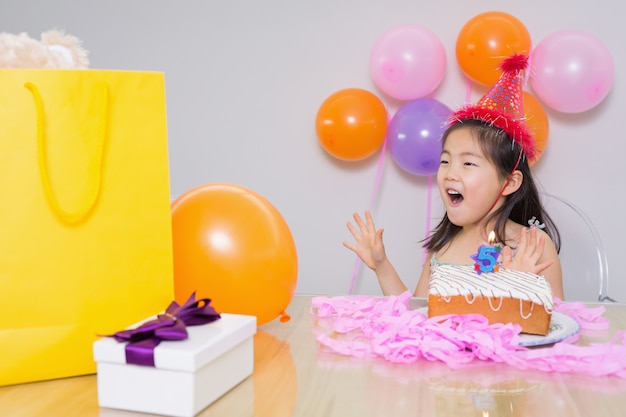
[311,291,626,378]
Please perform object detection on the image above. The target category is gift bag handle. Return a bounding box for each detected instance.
[25,81,109,224]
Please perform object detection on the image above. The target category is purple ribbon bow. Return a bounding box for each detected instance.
[110,292,221,367]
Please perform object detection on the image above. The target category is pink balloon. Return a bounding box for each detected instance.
[370,25,446,101]
[530,30,613,113]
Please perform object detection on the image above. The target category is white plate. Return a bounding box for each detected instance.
[416,308,580,347]
[518,312,580,347]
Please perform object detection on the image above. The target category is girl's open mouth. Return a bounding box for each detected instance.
[447,190,464,205]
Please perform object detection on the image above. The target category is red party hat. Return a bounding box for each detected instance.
[450,54,536,161]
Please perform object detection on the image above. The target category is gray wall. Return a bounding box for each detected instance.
[2,0,624,299]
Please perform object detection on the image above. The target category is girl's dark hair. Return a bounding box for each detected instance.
[424,119,561,254]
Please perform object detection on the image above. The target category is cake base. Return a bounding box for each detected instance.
[428,294,551,336]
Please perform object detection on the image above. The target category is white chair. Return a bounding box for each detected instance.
[541,193,615,302]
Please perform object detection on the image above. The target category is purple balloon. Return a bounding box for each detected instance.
[388,98,452,176]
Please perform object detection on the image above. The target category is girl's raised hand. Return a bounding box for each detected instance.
[501,226,554,275]
[343,210,387,270]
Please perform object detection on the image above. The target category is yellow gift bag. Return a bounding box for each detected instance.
[0,69,175,386]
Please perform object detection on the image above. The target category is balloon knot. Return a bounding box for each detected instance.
[279,311,291,323]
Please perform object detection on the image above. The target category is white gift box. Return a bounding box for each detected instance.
[93,313,257,417]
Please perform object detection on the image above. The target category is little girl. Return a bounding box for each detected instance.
[344,54,564,300]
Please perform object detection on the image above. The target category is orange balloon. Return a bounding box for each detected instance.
[171,183,298,325]
[523,91,549,165]
[456,12,531,86]
[315,88,387,161]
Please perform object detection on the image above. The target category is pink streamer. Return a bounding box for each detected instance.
[554,298,610,331]
[311,292,626,377]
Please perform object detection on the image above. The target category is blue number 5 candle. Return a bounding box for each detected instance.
[471,231,502,274]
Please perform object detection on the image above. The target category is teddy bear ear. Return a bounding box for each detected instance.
[40,30,89,69]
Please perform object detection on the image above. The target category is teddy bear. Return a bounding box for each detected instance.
[0,30,89,69]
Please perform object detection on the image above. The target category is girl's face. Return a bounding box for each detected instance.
[437,127,506,228]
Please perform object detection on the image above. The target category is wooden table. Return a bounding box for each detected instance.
[2,295,626,417]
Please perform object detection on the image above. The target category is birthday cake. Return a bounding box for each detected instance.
[427,263,554,335]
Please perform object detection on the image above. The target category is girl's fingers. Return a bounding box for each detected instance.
[534,259,554,275]
[501,246,514,265]
[342,241,355,251]
[365,210,376,232]
[347,212,380,243]
[517,227,527,253]
[352,212,365,229]
[519,227,540,258]
[526,228,545,260]
[535,235,546,257]
[354,211,376,233]
[346,222,360,240]
[527,227,538,253]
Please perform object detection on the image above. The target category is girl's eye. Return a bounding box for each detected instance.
[440,159,449,165]
[464,161,476,166]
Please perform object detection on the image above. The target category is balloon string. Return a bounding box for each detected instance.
[465,77,472,104]
[348,135,388,295]
[423,174,433,264]
[348,256,361,295]
[369,136,388,209]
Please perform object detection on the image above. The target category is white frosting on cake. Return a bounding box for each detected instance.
[429,264,554,312]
